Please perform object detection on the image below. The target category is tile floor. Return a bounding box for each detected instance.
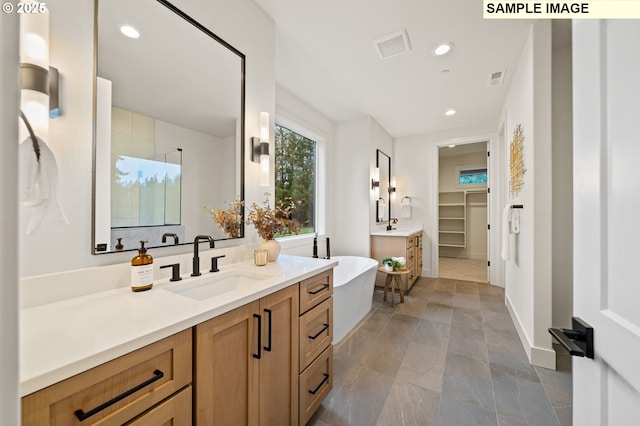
[309,276,572,426]
[439,257,488,283]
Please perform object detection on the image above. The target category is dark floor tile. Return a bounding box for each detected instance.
[407,284,433,300]
[334,325,378,362]
[453,307,484,330]
[397,342,447,393]
[448,324,489,361]
[437,395,498,426]
[395,297,430,319]
[420,302,453,325]
[376,379,440,426]
[479,297,509,314]
[434,279,457,292]
[478,283,505,297]
[442,352,496,411]
[486,332,532,372]
[361,309,393,333]
[535,364,572,409]
[491,362,559,425]
[554,406,572,426]
[413,318,450,349]
[309,365,394,426]
[428,291,455,306]
[457,281,480,295]
[453,293,482,310]
[482,311,518,337]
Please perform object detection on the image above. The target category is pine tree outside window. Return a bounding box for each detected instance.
[274,124,316,235]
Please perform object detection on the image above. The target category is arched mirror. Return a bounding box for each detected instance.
[93,0,245,254]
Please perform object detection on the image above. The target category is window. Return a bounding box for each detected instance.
[274,124,316,235]
[458,167,487,186]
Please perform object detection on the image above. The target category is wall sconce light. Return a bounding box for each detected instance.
[389,176,397,198]
[19,9,60,134]
[371,167,380,190]
[252,112,270,187]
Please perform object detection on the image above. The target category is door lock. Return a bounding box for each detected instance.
[548,316,594,359]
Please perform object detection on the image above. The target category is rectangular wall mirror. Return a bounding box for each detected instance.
[93,0,245,254]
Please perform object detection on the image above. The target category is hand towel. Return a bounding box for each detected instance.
[378,199,386,220]
[401,204,411,218]
[501,205,511,261]
[510,209,520,234]
[401,197,411,218]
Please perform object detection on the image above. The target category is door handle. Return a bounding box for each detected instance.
[548,316,594,359]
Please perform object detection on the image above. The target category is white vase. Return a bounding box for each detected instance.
[261,239,281,262]
[384,264,393,272]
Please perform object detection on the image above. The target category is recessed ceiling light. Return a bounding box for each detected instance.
[445,109,456,116]
[432,42,453,56]
[120,25,140,39]
[448,144,456,148]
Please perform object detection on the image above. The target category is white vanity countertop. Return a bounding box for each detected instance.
[370,227,423,237]
[19,255,338,397]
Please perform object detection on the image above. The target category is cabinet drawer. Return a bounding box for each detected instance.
[299,345,333,425]
[125,385,191,426]
[299,297,333,372]
[299,269,333,314]
[22,329,192,426]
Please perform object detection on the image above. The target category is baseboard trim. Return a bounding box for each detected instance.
[505,295,556,370]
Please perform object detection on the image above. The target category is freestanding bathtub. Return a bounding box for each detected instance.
[332,256,379,344]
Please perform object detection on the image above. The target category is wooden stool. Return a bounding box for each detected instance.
[377,267,411,308]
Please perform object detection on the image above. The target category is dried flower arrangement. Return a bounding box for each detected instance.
[204,198,243,238]
[246,192,302,241]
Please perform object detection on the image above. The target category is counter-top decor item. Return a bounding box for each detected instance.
[247,193,302,261]
[205,197,243,238]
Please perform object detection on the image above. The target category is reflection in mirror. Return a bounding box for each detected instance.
[376,149,391,223]
[93,0,245,254]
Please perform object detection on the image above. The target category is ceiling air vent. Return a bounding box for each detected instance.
[373,29,412,59]
[488,69,506,86]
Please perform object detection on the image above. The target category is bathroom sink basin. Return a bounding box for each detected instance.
[163,270,272,300]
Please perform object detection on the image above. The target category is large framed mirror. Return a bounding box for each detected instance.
[376,149,391,223]
[93,0,245,254]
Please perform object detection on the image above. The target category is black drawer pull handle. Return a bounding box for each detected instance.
[74,369,164,421]
[264,308,272,352]
[253,313,262,359]
[308,373,329,395]
[309,323,329,340]
[308,284,329,295]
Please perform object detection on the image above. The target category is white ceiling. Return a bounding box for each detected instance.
[253,0,535,138]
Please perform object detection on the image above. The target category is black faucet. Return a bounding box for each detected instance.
[161,233,179,245]
[192,235,215,276]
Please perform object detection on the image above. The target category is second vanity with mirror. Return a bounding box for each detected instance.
[21,255,337,425]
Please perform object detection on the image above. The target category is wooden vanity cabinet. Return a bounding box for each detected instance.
[194,285,299,426]
[21,329,192,426]
[370,230,423,290]
[298,269,333,425]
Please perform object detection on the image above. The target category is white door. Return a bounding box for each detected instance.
[573,20,640,424]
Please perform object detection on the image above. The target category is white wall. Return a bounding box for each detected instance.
[551,40,573,329]
[18,0,276,277]
[1,10,20,424]
[501,20,555,369]
[395,124,496,278]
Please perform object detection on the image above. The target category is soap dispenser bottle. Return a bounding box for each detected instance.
[131,240,153,292]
